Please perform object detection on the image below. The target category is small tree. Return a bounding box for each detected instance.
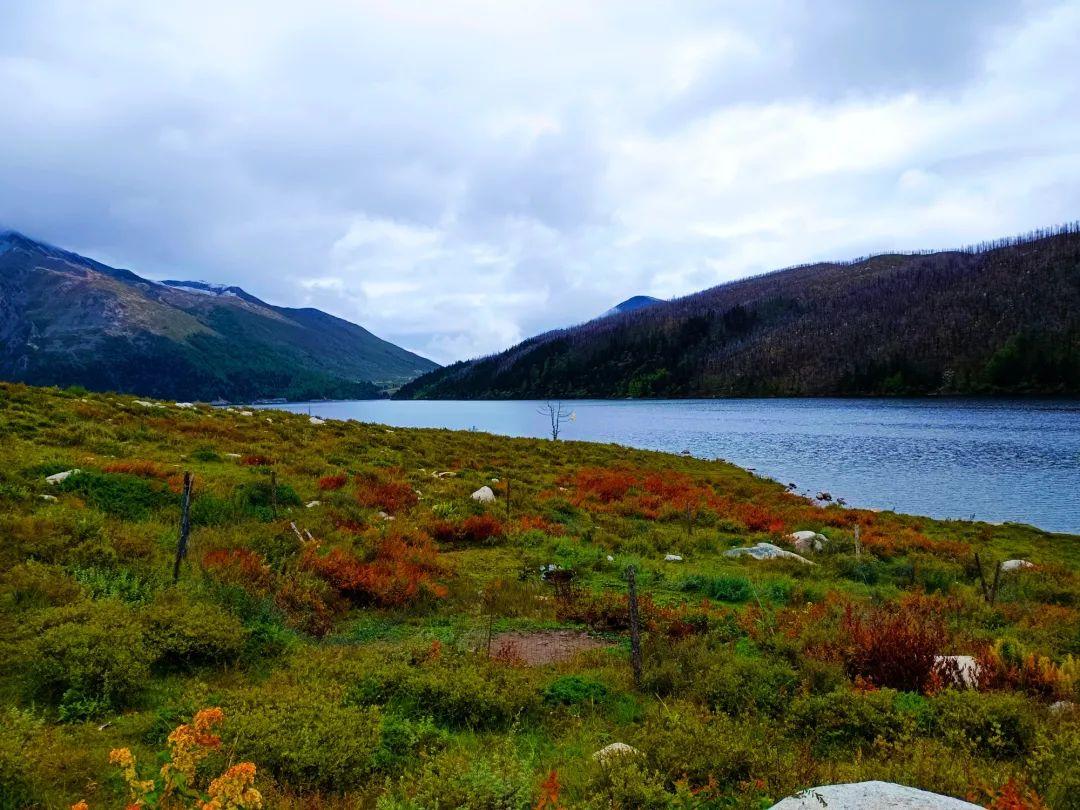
[538,401,574,441]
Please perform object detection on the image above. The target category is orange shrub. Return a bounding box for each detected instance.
[302,530,447,607]
[570,467,638,503]
[839,603,948,693]
[427,514,505,545]
[317,473,348,491]
[202,549,273,592]
[102,460,170,479]
[355,470,418,514]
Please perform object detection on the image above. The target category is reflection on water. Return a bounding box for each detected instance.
[260,398,1080,534]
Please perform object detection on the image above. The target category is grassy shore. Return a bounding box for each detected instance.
[0,381,1077,809]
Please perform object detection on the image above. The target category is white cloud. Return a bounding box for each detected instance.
[0,0,1078,364]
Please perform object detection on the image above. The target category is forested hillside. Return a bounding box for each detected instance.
[0,231,438,402]
[399,224,1080,399]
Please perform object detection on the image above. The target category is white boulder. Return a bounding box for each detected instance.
[724,542,814,565]
[471,486,496,503]
[592,742,641,764]
[309,416,326,425]
[787,530,827,553]
[934,655,980,688]
[238,410,253,417]
[46,469,80,485]
[664,553,683,562]
[305,501,321,509]
[769,781,981,809]
[175,402,196,409]
[1001,559,1035,572]
[39,494,58,501]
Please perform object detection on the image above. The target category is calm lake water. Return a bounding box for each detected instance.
[263,398,1080,534]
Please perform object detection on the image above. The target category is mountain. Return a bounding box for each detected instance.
[601,295,664,318]
[0,230,438,401]
[398,224,1080,399]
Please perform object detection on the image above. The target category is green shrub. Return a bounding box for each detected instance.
[643,636,798,717]
[57,470,174,520]
[543,675,609,706]
[70,565,157,603]
[636,701,762,788]
[0,708,41,808]
[789,688,923,753]
[582,756,674,810]
[347,649,539,729]
[141,590,248,667]
[225,685,383,791]
[933,689,1038,758]
[20,599,148,719]
[190,448,222,462]
[377,742,533,810]
[682,574,752,603]
[833,555,884,585]
[0,561,82,610]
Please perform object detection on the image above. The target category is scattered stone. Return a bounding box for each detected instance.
[1050,700,1076,713]
[377,511,394,521]
[592,743,641,764]
[225,453,242,458]
[934,655,980,688]
[133,399,158,407]
[309,416,326,425]
[46,469,80,485]
[238,410,253,416]
[39,494,58,501]
[431,470,456,478]
[471,485,496,503]
[1001,559,1035,572]
[664,553,684,562]
[606,555,615,562]
[306,501,321,509]
[491,477,500,483]
[769,781,982,809]
[175,402,196,409]
[724,542,814,564]
[787,530,828,553]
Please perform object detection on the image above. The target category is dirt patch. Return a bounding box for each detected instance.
[486,630,609,666]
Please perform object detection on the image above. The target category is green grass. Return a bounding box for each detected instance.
[0,381,1077,808]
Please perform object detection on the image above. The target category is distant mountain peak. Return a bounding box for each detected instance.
[602,295,664,318]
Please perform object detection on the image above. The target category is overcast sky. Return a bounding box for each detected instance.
[2,1,1079,364]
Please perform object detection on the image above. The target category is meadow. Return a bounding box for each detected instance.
[0,381,1077,809]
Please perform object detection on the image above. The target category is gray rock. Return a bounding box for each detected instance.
[592,742,641,763]
[1001,559,1035,572]
[769,781,982,809]
[471,486,496,503]
[724,542,813,564]
[45,469,80,485]
[787,530,827,553]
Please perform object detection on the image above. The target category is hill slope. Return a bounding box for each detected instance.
[399,224,1080,399]
[0,231,438,401]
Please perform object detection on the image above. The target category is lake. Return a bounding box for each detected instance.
[261,398,1080,534]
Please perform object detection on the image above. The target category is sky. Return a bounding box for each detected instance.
[2,1,1079,365]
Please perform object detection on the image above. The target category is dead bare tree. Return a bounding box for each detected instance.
[537,401,574,440]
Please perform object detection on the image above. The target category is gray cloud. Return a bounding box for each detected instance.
[1,0,1078,363]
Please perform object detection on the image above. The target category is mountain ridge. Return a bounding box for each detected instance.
[0,230,438,401]
[398,222,1080,399]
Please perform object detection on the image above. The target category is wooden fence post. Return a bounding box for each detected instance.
[854,523,861,558]
[626,565,642,690]
[172,472,193,583]
[270,469,278,518]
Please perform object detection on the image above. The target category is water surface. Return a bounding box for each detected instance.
[262,398,1080,534]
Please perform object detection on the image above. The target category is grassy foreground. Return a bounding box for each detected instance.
[0,382,1077,809]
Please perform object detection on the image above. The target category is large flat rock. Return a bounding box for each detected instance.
[769,781,982,809]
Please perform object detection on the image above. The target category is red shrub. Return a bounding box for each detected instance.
[241,454,273,466]
[274,575,336,638]
[730,502,786,534]
[839,603,948,693]
[571,467,638,503]
[201,549,272,592]
[459,515,504,544]
[318,473,348,491]
[102,460,170,479]
[515,514,559,535]
[355,471,418,514]
[302,530,448,607]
